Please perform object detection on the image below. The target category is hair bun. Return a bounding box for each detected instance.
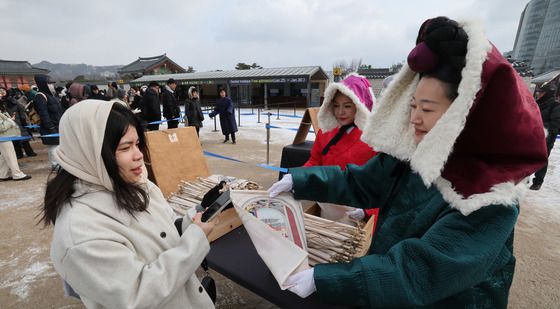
[408,16,468,84]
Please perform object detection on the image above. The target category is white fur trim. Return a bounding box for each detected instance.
[317,73,374,132]
[434,177,527,215]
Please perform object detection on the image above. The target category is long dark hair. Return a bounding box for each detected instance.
[41,103,150,226]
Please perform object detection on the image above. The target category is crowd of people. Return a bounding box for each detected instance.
[0,76,220,181]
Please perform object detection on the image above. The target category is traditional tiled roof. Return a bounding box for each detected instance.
[0,60,49,75]
[118,54,186,74]
[357,67,393,79]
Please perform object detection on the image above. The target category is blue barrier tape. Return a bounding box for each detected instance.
[203,150,245,163]
[0,136,32,142]
[240,112,256,115]
[0,132,60,142]
[24,125,40,129]
[203,150,288,173]
[266,124,298,132]
[266,123,314,133]
[39,133,61,138]
[148,117,182,125]
[255,164,288,173]
[277,113,303,118]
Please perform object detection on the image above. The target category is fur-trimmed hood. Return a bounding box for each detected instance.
[361,20,548,215]
[317,73,375,132]
[188,86,198,100]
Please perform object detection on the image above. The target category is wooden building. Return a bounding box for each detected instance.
[118,54,187,79]
[0,59,49,88]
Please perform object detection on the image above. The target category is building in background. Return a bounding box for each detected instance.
[131,66,328,108]
[118,54,187,79]
[0,60,49,88]
[356,67,394,96]
[513,0,560,75]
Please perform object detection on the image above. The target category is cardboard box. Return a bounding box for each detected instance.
[303,203,376,258]
[145,127,242,242]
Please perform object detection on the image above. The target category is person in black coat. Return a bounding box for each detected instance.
[209,88,238,144]
[185,86,204,136]
[33,74,63,168]
[143,81,162,131]
[89,85,108,101]
[162,78,180,129]
[531,83,560,190]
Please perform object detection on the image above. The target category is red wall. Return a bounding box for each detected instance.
[1,75,35,89]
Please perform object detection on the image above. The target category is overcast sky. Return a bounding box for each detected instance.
[1,0,529,71]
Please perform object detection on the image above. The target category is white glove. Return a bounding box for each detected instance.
[346,208,366,221]
[268,174,293,198]
[285,268,316,298]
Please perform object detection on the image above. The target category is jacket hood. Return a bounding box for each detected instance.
[361,19,548,215]
[54,100,116,191]
[317,73,375,132]
[34,74,53,96]
[188,86,198,99]
[68,83,86,102]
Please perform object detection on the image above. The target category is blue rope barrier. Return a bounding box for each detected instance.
[266,124,314,133]
[203,150,245,163]
[0,136,32,142]
[277,113,303,118]
[266,124,298,132]
[147,117,182,125]
[203,150,288,173]
[0,133,60,142]
[255,164,288,173]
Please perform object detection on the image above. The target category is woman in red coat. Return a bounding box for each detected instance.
[304,74,378,223]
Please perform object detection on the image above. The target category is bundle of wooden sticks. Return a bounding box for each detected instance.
[167,175,260,215]
[304,213,366,265]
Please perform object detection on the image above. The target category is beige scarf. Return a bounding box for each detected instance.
[54,100,116,191]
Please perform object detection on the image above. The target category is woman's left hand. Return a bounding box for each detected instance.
[192,212,216,237]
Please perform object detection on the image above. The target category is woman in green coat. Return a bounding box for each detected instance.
[269,17,548,308]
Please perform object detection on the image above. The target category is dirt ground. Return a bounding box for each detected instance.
[0,113,558,308]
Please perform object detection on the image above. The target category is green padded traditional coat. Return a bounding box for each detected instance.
[292,154,518,308]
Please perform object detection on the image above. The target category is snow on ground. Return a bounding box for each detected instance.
[0,246,57,301]
[523,140,560,222]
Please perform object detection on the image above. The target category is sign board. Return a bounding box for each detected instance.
[333,67,343,76]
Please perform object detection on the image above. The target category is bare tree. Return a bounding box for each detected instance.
[333,58,363,76]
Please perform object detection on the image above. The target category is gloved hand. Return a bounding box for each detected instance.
[346,208,366,221]
[285,268,316,298]
[268,174,293,198]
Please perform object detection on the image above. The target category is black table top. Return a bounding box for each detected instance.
[206,226,348,309]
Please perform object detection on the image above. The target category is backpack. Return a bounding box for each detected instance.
[25,93,46,126]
